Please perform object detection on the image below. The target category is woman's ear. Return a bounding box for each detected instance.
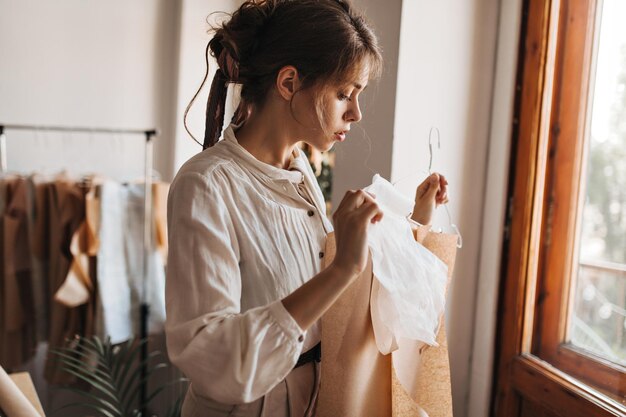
[275,65,300,101]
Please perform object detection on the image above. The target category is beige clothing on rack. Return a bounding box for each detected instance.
[166,123,331,416]
[43,177,97,384]
[153,182,169,265]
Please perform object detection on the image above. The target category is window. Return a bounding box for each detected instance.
[493,0,626,415]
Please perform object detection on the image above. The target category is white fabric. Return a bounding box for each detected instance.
[363,174,448,352]
[165,123,331,411]
[96,181,167,343]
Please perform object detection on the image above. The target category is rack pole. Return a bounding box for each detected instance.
[140,130,156,414]
[0,125,7,173]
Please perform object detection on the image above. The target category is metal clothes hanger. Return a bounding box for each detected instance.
[428,127,463,248]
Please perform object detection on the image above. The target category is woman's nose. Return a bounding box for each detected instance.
[345,100,362,123]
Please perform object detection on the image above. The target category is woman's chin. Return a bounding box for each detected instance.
[307,139,336,153]
[321,142,336,152]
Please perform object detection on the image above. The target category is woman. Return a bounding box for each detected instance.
[165,1,449,416]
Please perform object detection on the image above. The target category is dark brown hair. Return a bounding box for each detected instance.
[187,0,383,149]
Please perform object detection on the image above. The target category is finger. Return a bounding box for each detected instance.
[436,195,449,205]
[354,190,377,209]
[424,175,440,199]
[352,190,370,209]
[357,201,384,223]
[416,173,439,198]
[438,178,448,193]
[336,189,360,213]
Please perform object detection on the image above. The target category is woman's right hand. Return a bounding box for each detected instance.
[330,190,383,279]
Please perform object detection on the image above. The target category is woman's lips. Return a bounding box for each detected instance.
[334,131,346,141]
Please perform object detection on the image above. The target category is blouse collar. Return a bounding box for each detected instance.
[221,123,308,184]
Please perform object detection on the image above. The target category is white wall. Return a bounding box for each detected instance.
[171,0,242,174]
[0,0,179,181]
[468,1,521,416]
[330,0,402,200]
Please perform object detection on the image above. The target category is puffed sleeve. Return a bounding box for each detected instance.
[164,171,305,404]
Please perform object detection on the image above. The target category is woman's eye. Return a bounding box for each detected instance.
[338,93,352,101]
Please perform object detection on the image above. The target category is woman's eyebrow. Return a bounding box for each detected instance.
[354,83,368,91]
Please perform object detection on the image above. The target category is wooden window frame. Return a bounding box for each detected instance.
[492,0,626,415]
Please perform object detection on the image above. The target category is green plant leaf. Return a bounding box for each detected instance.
[165,396,184,417]
[56,387,122,417]
[51,344,108,369]
[114,339,150,390]
[111,339,134,380]
[80,336,104,356]
[57,365,120,404]
[82,337,113,372]
[52,401,119,417]
[117,343,163,414]
[49,349,114,384]
[118,350,161,396]
[143,378,189,406]
[121,363,168,410]
[55,361,116,396]
[51,335,186,417]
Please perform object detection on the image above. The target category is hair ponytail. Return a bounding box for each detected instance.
[203,48,239,149]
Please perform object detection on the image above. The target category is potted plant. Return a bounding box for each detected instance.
[50,336,187,417]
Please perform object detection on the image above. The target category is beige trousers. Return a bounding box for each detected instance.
[181,361,320,417]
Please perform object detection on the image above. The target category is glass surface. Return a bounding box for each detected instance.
[570,0,626,366]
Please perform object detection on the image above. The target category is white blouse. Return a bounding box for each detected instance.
[165,123,332,405]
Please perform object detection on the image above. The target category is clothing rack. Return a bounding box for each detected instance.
[0,123,157,412]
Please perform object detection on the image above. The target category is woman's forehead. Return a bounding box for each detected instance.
[337,63,371,88]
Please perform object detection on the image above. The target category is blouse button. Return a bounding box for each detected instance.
[319,251,324,259]
[307,210,315,217]
[298,335,304,342]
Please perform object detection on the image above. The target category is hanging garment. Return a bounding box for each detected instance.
[317,227,458,417]
[153,182,169,266]
[54,182,99,308]
[391,225,457,417]
[43,177,97,384]
[317,235,392,417]
[0,177,38,370]
[25,176,49,344]
[96,180,167,344]
[30,177,53,343]
[363,175,448,351]
[317,187,458,417]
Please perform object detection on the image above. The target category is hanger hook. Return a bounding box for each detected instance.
[429,127,463,248]
[428,127,440,173]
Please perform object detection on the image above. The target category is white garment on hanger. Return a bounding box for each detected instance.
[96,181,166,344]
[364,174,448,352]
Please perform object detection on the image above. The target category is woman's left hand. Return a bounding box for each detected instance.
[410,172,449,225]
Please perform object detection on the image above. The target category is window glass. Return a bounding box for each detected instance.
[570,0,626,366]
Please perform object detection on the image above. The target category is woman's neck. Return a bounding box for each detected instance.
[234,106,299,170]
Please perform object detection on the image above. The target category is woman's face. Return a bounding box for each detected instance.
[291,67,370,152]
